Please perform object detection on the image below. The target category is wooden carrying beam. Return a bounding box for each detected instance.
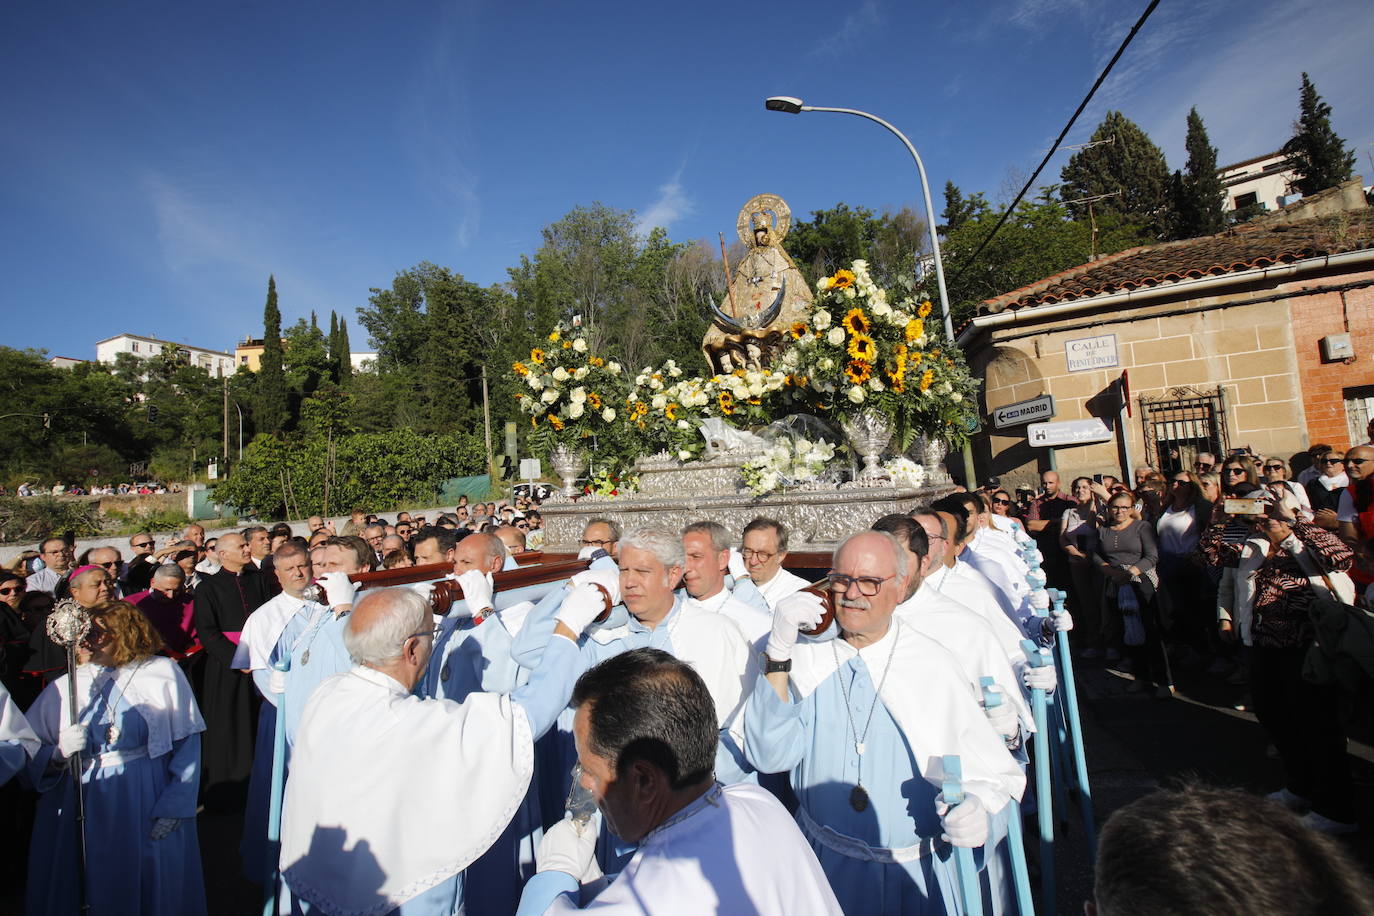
[536,550,834,570]
[347,555,591,616]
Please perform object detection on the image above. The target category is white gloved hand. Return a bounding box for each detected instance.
[767,591,825,661]
[456,569,495,614]
[1049,609,1074,632]
[983,688,1019,741]
[57,724,87,759]
[577,545,605,560]
[555,585,609,635]
[269,669,287,696]
[727,548,749,580]
[149,817,181,841]
[571,568,621,606]
[1022,663,1057,693]
[409,581,435,605]
[536,816,597,877]
[319,571,358,609]
[936,794,988,848]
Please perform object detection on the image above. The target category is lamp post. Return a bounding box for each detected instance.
[764,96,955,343]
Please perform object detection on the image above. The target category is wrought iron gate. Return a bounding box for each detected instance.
[1139,386,1229,475]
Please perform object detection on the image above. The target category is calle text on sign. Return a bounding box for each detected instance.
[1065,334,1119,372]
[991,394,1055,429]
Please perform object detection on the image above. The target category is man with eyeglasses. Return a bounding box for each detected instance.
[735,517,809,610]
[579,518,621,558]
[1306,449,1347,531]
[1194,452,1217,474]
[281,585,588,916]
[1336,447,1374,574]
[27,537,73,595]
[747,529,1024,914]
[123,532,159,594]
[84,546,125,599]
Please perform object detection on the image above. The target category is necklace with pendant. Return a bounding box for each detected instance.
[101,659,147,744]
[831,620,901,812]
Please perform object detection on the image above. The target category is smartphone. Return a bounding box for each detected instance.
[1092,473,1104,484]
[1224,497,1265,516]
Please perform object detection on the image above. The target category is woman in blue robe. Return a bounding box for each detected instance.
[25,599,208,916]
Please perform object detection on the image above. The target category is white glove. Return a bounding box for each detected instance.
[1049,609,1073,632]
[57,724,88,759]
[319,571,358,609]
[149,817,181,841]
[983,688,1019,741]
[577,545,605,560]
[727,548,749,580]
[555,585,609,635]
[409,581,435,605]
[456,569,495,614]
[536,816,597,877]
[936,794,988,848]
[767,591,825,661]
[571,568,621,606]
[1022,662,1057,693]
[269,669,287,696]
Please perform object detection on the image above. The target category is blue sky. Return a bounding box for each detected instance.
[3,0,1371,360]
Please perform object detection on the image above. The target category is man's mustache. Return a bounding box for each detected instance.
[839,596,870,611]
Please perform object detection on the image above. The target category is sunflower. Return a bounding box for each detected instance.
[530,415,539,427]
[747,397,761,406]
[588,391,602,409]
[830,268,856,289]
[847,334,877,363]
[919,369,935,392]
[844,360,873,385]
[512,362,528,376]
[590,356,605,367]
[631,401,649,420]
[841,307,870,336]
[549,415,565,431]
[918,300,933,319]
[789,321,808,340]
[548,329,561,342]
[664,402,678,421]
[904,319,924,343]
[562,340,572,349]
[887,368,907,392]
[718,391,735,415]
[530,348,546,364]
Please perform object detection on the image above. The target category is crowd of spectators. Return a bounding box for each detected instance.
[6,481,176,497]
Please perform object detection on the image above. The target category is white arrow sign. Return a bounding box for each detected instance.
[992,394,1055,429]
[1027,418,1114,447]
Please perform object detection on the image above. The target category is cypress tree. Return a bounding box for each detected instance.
[257,275,288,435]
[327,311,341,383]
[1060,111,1173,239]
[1173,108,1226,239]
[337,318,353,382]
[1281,72,1355,197]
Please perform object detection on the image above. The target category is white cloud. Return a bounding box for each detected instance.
[811,0,882,56]
[636,171,694,235]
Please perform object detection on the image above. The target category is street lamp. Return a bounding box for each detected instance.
[764,96,955,343]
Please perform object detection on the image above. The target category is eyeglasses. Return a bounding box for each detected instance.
[741,549,776,562]
[1171,479,1190,485]
[132,541,154,549]
[0,585,23,595]
[827,573,893,597]
[992,498,1011,505]
[1194,462,1214,470]
[1323,457,1345,465]
[406,625,439,641]
[1345,458,1371,466]
[95,561,119,569]
[580,538,614,548]
[43,548,70,556]
[1223,467,1247,476]
[1262,464,1284,471]
[1108,504,1133,511]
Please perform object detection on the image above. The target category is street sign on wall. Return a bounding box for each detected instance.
[1027,418,1114,447]
[991,394,1055,429]
[1065,334,1119,372]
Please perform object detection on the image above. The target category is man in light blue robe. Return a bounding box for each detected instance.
[745,531,1025,915]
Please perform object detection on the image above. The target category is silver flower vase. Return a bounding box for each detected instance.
[919,435,952,486]
[841,410,894,481]
[550,443,586,498]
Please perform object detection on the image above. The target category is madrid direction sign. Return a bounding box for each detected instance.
[991,394,1055,429]
[1027,418,1114,448]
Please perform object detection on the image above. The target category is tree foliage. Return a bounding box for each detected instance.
[256,276,288,435]
[1170,108,1227,239]
[1060,111,1173,240]
[785,203,928,293]
[1282,72,1355,197]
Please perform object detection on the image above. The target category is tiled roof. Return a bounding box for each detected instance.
[979,206,1374,315]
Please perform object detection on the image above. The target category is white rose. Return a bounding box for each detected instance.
[843,286,857,300]
[568,402,585,419]
[570,387,587,403]
[651,394,667,409]
[848,385,866,404]
[748,382,765,397]
[573,338,587,352]
[818,357,834,371]
[869,378,883,391]
[677,419,690,429]
[782,349,799,367]
[602,407,616,421]
[940,381,952,394]
[669,365,682,378]
[573,366,588,380]
[552,367,570,382]
[826,327,845,346]
[678,450,693,461]
[951,392,963,403]
[872,301,892,318]
[540,388,559,404]
[526,374,543,390]
[607,362,622,375]
[812,310,832,330]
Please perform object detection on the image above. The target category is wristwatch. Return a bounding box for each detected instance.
[763,657,792,674]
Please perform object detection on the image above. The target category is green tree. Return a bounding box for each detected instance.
[938,182,989,235]
[257,276,288,435]
[336,318,353,382]
[1170,108,1227,239]
[327,311,341,383]
[1060,111,1173,239]
[283,318,330,403]
[1281,72,1356,197]
[785,203,927,294]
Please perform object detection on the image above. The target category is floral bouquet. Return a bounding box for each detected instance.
[883,456,927,489]
[780,260,981,449]
[582,466,639,498]
[513,327,632,468]
[625,360,714,462]
[740,434,837,496]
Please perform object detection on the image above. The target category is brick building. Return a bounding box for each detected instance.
[957,180,1374,486]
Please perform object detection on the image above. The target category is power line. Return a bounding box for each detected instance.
[948,0,1162,288]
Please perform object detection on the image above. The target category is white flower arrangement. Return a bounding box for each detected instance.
[883,456,927,489]
[740,436,837,496]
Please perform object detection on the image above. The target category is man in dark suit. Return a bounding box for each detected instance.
[193,531,270,811]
